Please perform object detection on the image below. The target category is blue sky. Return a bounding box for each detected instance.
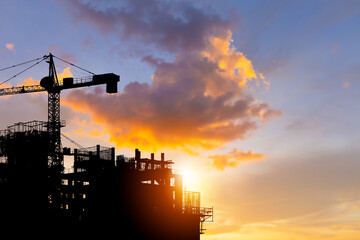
[1,1,360,239]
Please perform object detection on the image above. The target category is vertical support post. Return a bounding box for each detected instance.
[111,147,115,166]
[151,153,155,170]
[151,153,154,185]
[161,153,165,169]
[135,149,141,170]
[161,153,165,186]
[96,144,100,159]
[74,148,78,173]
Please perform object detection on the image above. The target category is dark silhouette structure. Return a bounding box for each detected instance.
[0,53,119,174]
[0,54,212,238]
[0,121,213,239]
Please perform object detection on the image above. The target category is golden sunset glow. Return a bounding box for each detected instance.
[1,0,359,239]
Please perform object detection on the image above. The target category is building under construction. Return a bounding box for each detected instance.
[0,54,213,238]
[0,120,213,239]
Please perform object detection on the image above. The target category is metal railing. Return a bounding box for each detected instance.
[182,206,213,221]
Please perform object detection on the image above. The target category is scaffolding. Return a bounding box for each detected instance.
[0,121,48,156]
[60,148,213,237]
[183,191,214,234]
[0,121,51,162]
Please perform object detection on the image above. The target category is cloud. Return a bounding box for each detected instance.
[5,43,14,51]
[17,77,39,86]
[60,0,279,155]
[209,149,265,171]
[57,67,73,83]
[63,30,279,153]
[59,0,229,53]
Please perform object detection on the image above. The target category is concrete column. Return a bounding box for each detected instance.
[161,153,165,169]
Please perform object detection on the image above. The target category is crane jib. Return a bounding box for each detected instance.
[0,73,120,96]
[0,53,120,181]
[61,73,119,93]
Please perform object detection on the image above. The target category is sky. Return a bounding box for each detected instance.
[0,0,360,239]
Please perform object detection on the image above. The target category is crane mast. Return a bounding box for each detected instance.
[47,53,62,169]
[0,53,120,171]
[0,53,120,215]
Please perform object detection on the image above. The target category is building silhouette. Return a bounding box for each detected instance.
[0,121,213,239]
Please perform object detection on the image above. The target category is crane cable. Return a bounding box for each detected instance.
[0,55,48,87]
[0,53,95,87]
[53,55,95,75]
[61,133,86,150]
[0,55,47,72]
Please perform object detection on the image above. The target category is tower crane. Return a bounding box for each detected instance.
[0,53,120,171]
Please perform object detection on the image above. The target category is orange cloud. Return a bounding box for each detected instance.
[5,43,14,51]
[208,149,265,170]
[71,117,105,137]
[63,32,279,154]
[17,77,39,86]
[57,67,73,83]
[201,31,258,96]
[73,128,86,135]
